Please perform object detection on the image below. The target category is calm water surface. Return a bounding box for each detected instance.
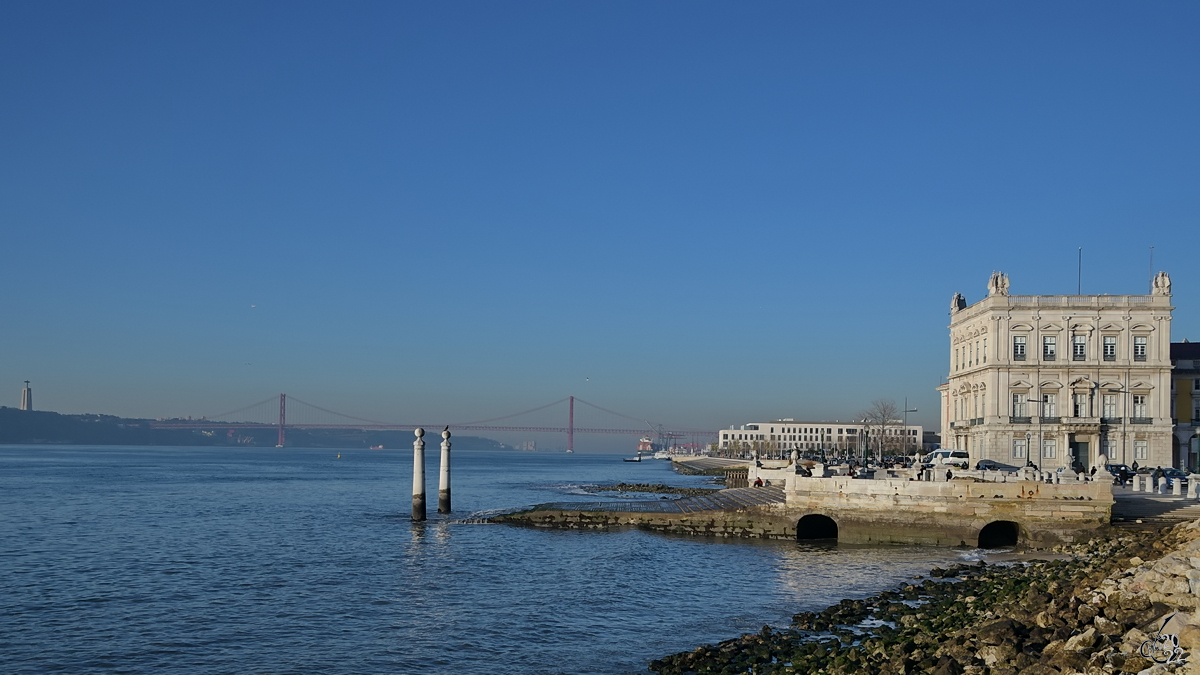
[1,446,972,674]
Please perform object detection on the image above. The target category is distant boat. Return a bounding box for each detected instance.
[369,445,384,450]
[623,451,643,463]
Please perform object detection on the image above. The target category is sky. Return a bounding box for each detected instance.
[2,2,1198,450]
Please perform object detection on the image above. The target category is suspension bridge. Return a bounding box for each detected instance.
[148,395,716,451]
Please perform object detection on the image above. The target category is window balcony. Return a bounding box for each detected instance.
[1013,354,1025,361]
[1101,417,1122,425]
[1043,355,1056,361]
[1134,355,1147,362]
[1073,355,1086,361]
[1040,416,1061,424]
[1103,355,1116,361]
[970,418,983,426]
[1130,417,1153,424]
[1010,416,1032,424]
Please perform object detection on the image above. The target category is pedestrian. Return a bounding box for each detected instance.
[1132,460,1140,472]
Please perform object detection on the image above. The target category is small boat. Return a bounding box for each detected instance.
[623,452,643,463]
[369,445,384,450]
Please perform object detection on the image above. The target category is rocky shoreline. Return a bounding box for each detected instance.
[583,482,721,497]
[649,521,1200,674]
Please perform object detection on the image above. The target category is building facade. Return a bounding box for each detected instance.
[719,420,923,456]
[938,271,1175,471]
[1172,341,1200,470]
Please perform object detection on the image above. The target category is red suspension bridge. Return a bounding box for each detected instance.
[148,395,717,451]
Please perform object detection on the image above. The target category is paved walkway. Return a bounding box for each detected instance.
[540,485,785,514]
[1111,487,1200,529]
[670,456,751,471]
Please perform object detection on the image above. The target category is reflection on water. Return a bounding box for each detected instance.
[0,446,967,675]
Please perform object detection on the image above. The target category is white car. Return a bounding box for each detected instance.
[922,450,970,469]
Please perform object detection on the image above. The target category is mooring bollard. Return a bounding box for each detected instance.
[412,428,426,521]
[1174,478,1183,496]
[1132,475,1142,492]
[438,427,451,514]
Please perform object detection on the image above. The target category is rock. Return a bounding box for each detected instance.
[976,643,1016,666]
[1064,626,1097,651]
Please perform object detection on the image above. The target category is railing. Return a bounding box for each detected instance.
[1101,417,1122,425]
[1131,417,1154,425]
[1041,416,1061,424]
[1010,416,1031,424]
[1007,295,1157,306]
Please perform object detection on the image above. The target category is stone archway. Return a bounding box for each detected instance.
[796,514,838,541]
[978,520,1019,548]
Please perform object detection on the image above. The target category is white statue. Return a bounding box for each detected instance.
[1153,271,1171,296]
[950,293,966,313]
[987,271,1010,297]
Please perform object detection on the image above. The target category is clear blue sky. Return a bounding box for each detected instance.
[2,2,1197,449]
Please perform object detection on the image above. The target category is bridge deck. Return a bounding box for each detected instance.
[541,486,785,514]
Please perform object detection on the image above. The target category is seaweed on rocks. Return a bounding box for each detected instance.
[648,522,1200,674]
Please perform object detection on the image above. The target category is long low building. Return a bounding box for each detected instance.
[718,420,923,455]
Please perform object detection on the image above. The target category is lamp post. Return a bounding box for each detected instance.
[903,398,918,461]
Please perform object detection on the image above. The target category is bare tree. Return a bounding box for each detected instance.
[859,398,900,457]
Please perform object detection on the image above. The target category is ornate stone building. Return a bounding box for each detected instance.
[938,272,1175,470]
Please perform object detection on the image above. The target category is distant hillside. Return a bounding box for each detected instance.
[0,407,514,451]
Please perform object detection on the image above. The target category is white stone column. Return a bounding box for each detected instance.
[1189,475,1200,499]
[412,428,426,521]
[438,428,452,514]
[1173,477,1183,496]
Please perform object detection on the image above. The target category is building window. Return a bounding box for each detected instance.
[1103,336,1116,361]
[1134,336,1147,361]
[1103,394,1118,419]
[1043,393,1057,418]
[1101,439,1114,459]
[1073,393,1089,418]
[1013,336,1026,361]
[1073,335,1086,361]
[1042,438,1056,458]
[1133,395,1147,418]
[1043,336,1056,361]
[983,338,987,363]
[1012,393,1027,417]
[1134,440,1148,460]
[1012,438,1027,459]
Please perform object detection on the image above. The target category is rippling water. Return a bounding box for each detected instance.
[0,446,972,674]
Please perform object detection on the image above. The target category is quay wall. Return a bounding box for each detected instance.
[786,476,1113,546]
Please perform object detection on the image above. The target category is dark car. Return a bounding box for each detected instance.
[1161,468,1189,488]
[1106,463,1132,485]
[975,459,1002,471]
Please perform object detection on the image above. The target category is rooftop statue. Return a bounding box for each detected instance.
[950,292,966,313]
[987,271,1010,297]
[1153,271,1171,296]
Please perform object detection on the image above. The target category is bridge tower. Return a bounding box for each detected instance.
[568,396,575,453]
[277,394,286,447]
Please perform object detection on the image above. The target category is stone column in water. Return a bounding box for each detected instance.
[438,427,452,514]
[412,428,426,521]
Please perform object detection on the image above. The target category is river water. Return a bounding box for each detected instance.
[0,445,974,674]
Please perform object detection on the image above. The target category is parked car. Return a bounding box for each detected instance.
[1161,468,1189,488]
[1106,464,1132,484]
[922,450,970,469]
[975,459,1003,471]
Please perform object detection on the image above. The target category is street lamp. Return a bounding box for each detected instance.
[903,397,918,461]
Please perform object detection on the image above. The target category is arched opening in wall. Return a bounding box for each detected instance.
[978,520,1019,548]
[796,514,838,541]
